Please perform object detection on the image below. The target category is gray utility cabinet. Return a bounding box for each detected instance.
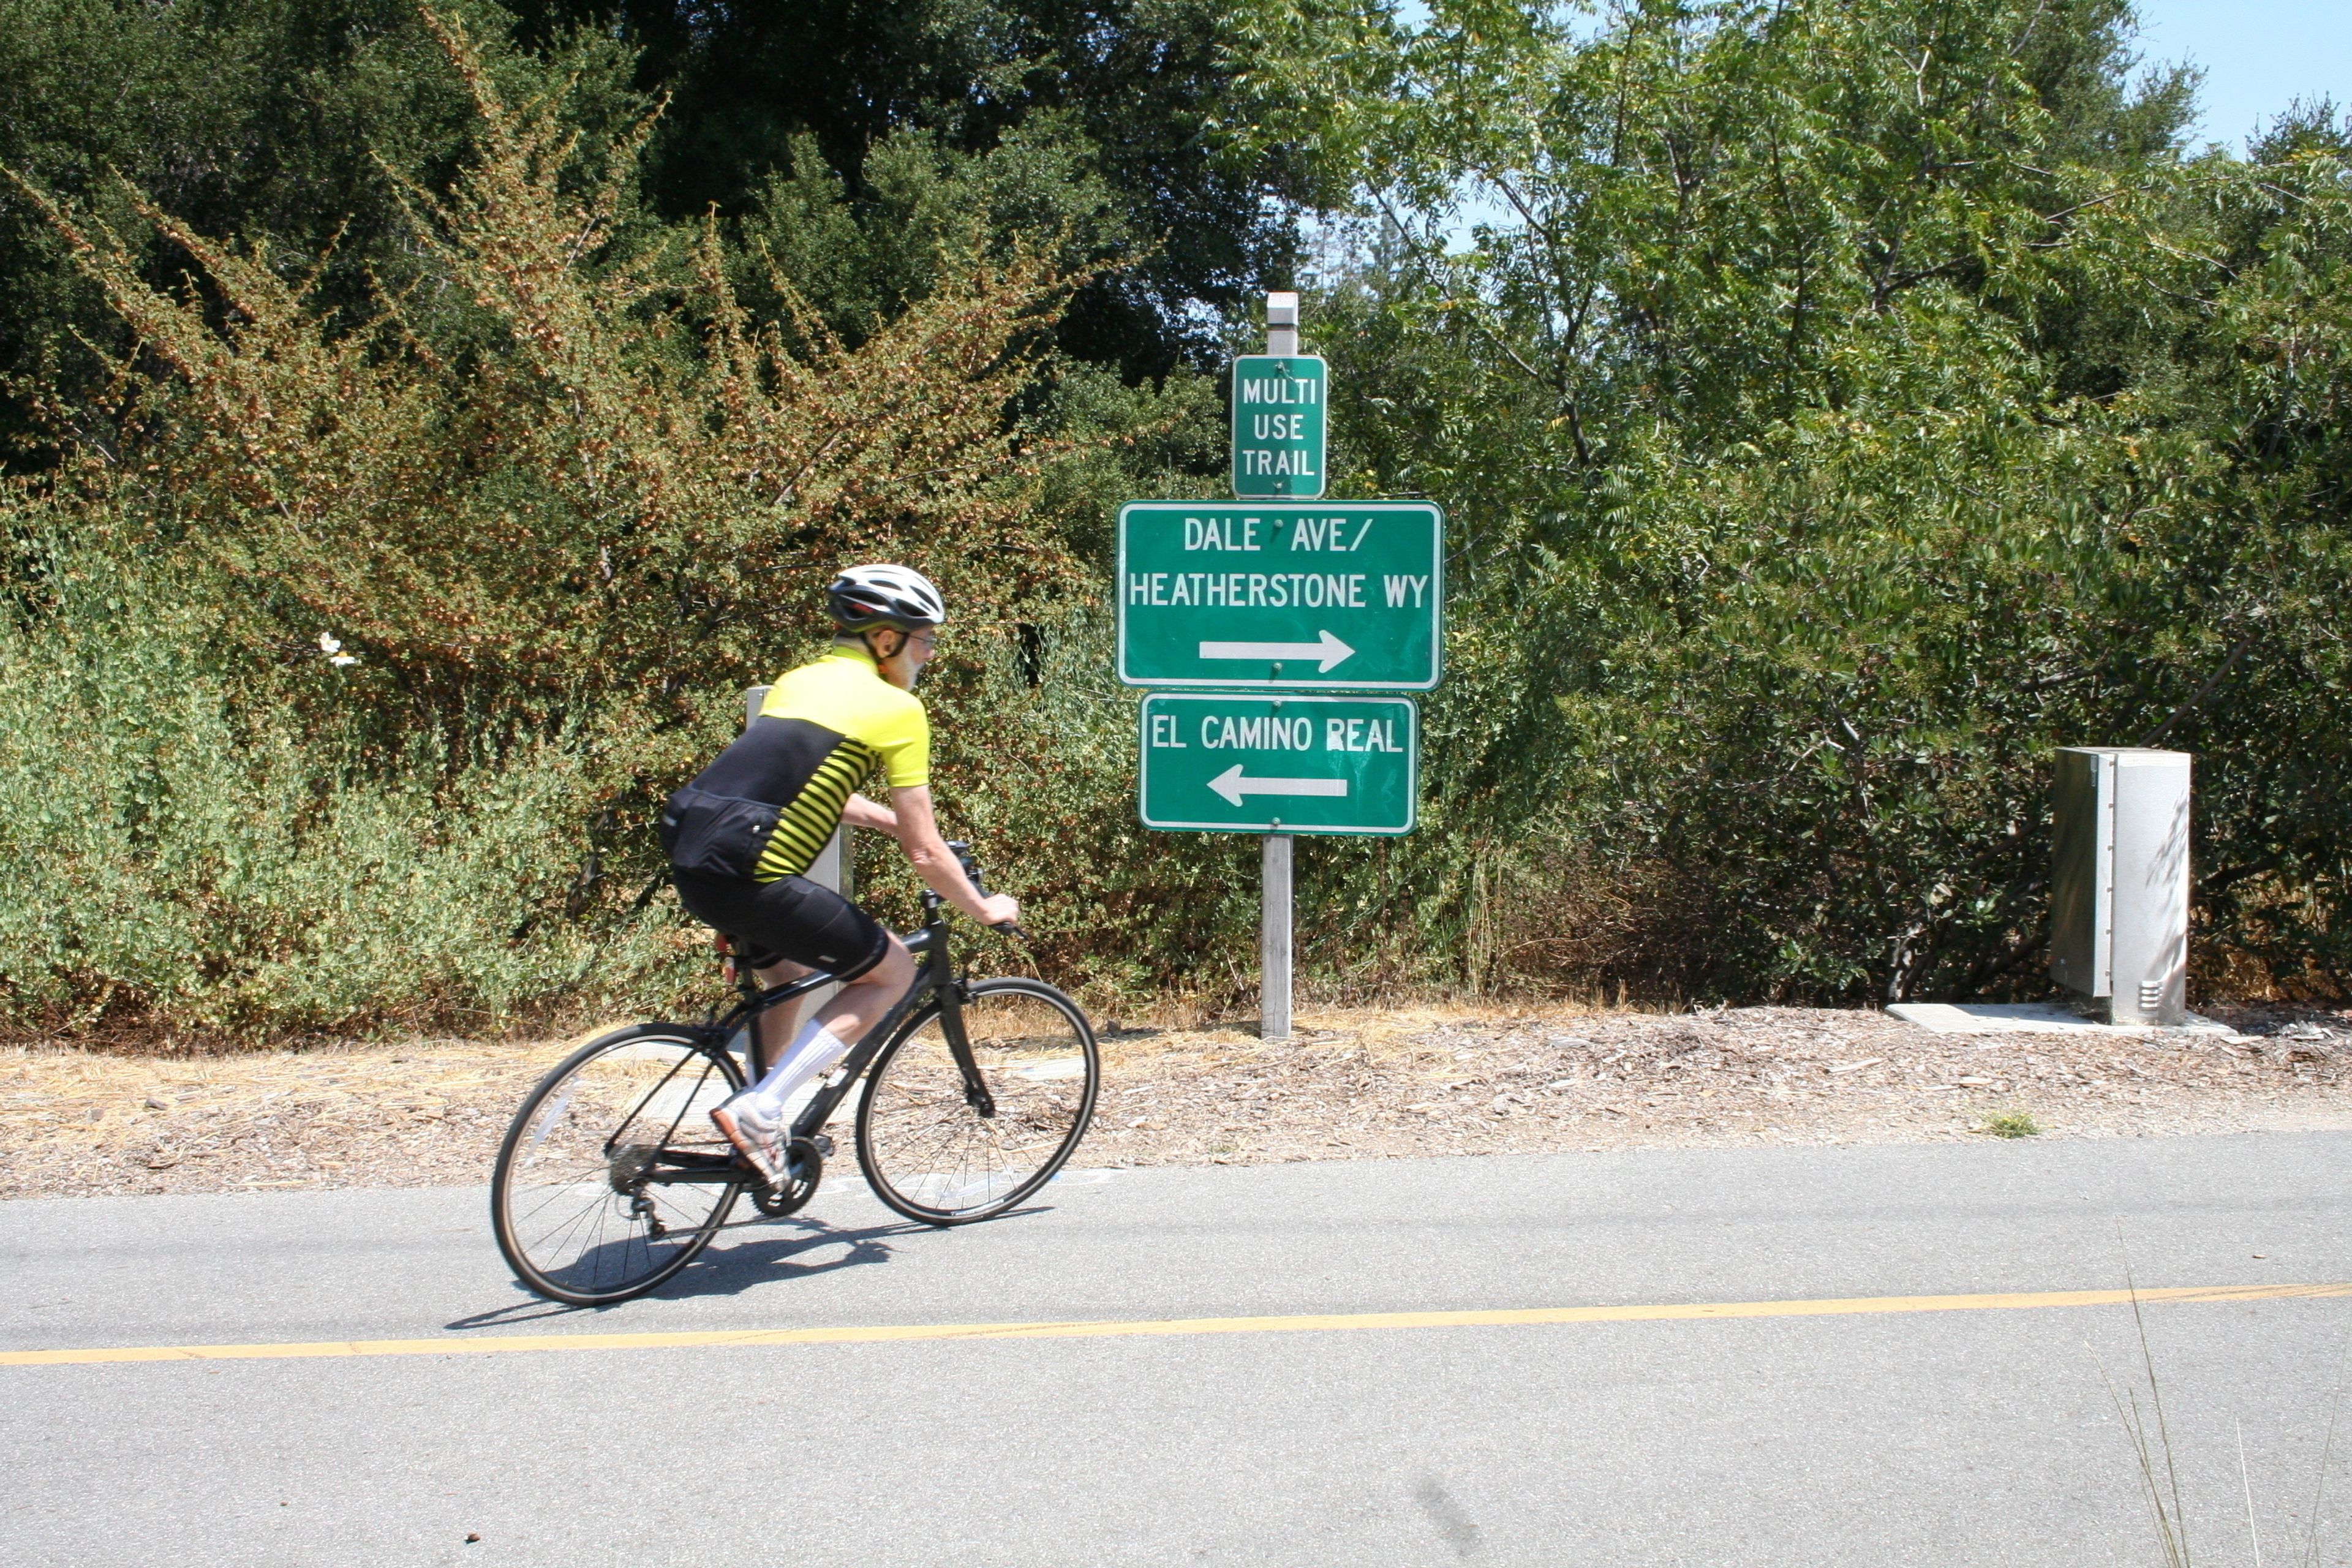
[2049,748,2192,1025]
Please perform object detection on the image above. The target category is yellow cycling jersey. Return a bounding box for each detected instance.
[684,647,929,881]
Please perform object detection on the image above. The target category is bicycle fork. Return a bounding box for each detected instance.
[934,978,998,1118]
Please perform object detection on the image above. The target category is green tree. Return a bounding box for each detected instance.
[1245,0,2348,1001]
[507,0,1318,377]
[0,0,646,464]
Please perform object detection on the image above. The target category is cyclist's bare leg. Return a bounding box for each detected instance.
[811,935,914,1047]
[748,937,913,1069]
[742,938,913,1093]
[747,957,818,1077]
[717,937,916,1175]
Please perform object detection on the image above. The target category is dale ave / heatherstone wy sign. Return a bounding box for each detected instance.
[1115,500,1444,691]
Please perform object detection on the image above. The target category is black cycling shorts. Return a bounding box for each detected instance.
[671,868,892,982]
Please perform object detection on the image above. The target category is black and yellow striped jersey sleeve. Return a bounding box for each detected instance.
[682,647,931,881]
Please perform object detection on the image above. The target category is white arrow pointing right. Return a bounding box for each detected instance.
[1197,628,1355,673]
[1208,766,1350,808]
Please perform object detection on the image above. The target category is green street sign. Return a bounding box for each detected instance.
[1115,500,1444,690]
[1231,355,1327,499]
[1139,694,1417,835]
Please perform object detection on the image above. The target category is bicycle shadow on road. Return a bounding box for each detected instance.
[653,1213,909,1301]
[446,1203,1055,1327]
[665,1199,1068,1304]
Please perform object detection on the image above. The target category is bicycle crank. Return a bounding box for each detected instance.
[751,1134,825,1218]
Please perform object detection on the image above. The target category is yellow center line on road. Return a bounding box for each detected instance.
[4,1282,2346,1368]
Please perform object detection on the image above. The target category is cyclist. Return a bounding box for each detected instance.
[660,564,1017,1183]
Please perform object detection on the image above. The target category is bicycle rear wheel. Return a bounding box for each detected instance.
[856,977,1099,1224]
[491,1023,745,1305]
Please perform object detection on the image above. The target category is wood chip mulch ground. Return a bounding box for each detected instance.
[3,1003,2346,1201]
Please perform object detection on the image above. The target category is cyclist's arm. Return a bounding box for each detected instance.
[842,793,899,835]
[888,785,1017,926]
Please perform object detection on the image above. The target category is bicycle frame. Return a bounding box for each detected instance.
[640,888,990,1189]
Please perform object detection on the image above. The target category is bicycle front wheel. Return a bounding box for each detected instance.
[856,978,1099,1224]
[491,1023,746,1305]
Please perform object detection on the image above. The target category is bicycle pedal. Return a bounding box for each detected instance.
[810,1133,835,1158]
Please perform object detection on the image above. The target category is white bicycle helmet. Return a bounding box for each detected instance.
[826,564,946,631]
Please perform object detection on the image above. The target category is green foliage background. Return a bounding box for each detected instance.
[0,0,2343,1042]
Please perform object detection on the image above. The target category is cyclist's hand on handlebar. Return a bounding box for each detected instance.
[976,892,1020,928]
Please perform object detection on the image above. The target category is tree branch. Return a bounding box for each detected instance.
[2138,636,2255,747]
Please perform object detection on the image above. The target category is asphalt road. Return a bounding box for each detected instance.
[4,1132,2350,1567]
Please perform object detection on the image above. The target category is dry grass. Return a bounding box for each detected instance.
[4,1002,2348,1199]
[0,1036,549,1197]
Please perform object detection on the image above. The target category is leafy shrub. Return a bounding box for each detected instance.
[0,11,1183,1039]
[0,519,710,1039]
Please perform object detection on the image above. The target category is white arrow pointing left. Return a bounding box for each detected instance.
[1208,766,1350,808]
[1197,629,1355,673]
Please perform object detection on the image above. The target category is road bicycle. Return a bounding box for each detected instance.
[491,844,1099,1306]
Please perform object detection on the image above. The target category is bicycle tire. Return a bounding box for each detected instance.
[855,976,1099,1225]
[491,1023,746,1305]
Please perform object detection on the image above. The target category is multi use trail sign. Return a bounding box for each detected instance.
[1115,500,1444,690]
[1139,694,1417,835]
[1229,355,1326,499]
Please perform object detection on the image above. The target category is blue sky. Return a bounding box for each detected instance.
[2132,0,2350,150]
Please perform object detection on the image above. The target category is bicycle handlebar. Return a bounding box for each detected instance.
[945,839,986,895]
[944,839,1025,935]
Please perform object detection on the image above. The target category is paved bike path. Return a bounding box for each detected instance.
[4,1133,2349,1566]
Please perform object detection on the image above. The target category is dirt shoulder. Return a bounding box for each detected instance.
[4,1003,2348,1200]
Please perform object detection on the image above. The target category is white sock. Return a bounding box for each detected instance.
[752,1020,851,1111]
